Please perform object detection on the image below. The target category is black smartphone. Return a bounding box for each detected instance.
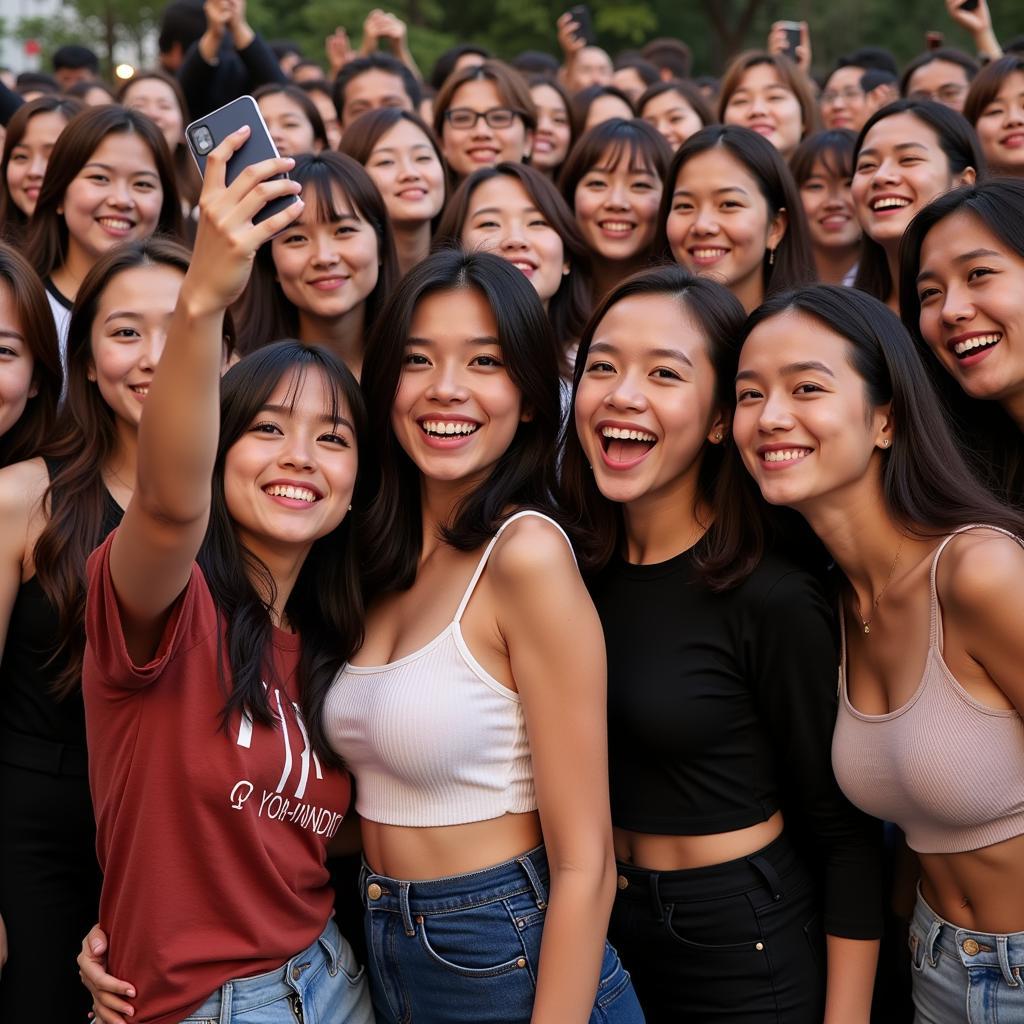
[778,20,802,61]
[959,0,979,10]
[186,95,299,225]
[567,4,597,46]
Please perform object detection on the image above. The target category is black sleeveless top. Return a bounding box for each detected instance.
[0,462,124,753]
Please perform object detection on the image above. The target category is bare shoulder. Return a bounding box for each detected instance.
[938,528,1024,612]
[488,514,578,587]
[0,458,49,525]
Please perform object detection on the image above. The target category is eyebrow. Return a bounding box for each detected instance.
[83,161,159,178]
[294,211,361,226]
[371,143,433,155]
[589,340,694,367]
[916,248,1003,282]
[406,335,501,347]
[260,403,354,429]
[0,328,24,342]
[673,185,750,198]
[469,205,542,217]
[857,142,929,158]
[104,310,147,323]
[735,360,835,382]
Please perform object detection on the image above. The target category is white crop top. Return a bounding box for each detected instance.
[324,510,575,827]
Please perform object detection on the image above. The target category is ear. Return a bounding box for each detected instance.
[873,402,894,450]
[767,206,788,252]
[956,166,977,187]
[707,406,731,445]
[562,260,570,276]
[27,378,39,399]
[520,405,535,423]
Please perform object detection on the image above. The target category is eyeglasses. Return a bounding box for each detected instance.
[909,85,967,104]
[444,107,522,130]
[821,88,865,106]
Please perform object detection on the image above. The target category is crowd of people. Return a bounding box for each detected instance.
[0,0,1022,1022]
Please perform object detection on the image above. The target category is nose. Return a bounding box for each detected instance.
[604,371,647,413]
[756,390,796,433]
[747,92,768,117]
[499,223,528,251]
[425,361,469,403]
[940,282,974,326]
[139,328,166,374]
[691,205,720,236]
[871,157,902,187]
[313,233,340,267]
[471,117,495,140]
[28,153,46,180]
[1006,101,1024,126]
[604,180,630,210]
[279,431,316,471]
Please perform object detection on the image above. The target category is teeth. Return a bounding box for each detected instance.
[421,420,480,436]
[130,385,149,394]
[692,248,728,258]
[600,221,634,232]
[871,197,910,211]
[601,426,657,443]
[510,261,534,272]
[953,333,1001,355]
[98,217,133,229]
[763,449,811,462]
[266,484,317,503]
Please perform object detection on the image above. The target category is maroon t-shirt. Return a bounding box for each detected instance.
[83,531,351,1024]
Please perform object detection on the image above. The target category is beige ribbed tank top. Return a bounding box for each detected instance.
[832,526,1024,854]
[324,510,574,828]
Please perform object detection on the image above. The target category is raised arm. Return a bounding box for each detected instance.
[492,517,616,1024]
[108,128,302,664]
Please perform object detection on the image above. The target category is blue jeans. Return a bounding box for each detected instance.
[360,845,645,1023]
[909,889,1024,1023]
[180,918,374,1023]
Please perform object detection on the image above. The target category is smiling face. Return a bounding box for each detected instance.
[224,368,357,558]
[0,282,37,440]
[666,146,786,312]
[820,66,869,132]
[60,132,165,264]
[723,63,804,157]
[642,89,704,150]
[916,212,1024,413]
[799,155,860,253]
[973,70,1024,176]
[364,119,445,228]
[270,183,380,325]
[530,83,571,172]
[851,112,968,251]
[573,145,663,264]
[733,309,891,512]
[574,293,724,506]
[258,91,319,157]
[392,286,527,488]
[122,78,184,153]
[441,79,532,178]
[6,110,68,217]
[462,175,567,306]
[87,263,183,429]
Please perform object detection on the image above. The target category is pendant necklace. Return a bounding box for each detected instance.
[857,538,905,636]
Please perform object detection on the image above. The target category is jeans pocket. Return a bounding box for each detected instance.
[595,943,631,1008]
[417,901,529,978]
[663,901,764,954]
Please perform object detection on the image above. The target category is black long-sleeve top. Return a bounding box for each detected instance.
[590,543,884,939]
[177,31,286,120]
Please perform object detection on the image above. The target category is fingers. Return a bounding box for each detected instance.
[231,178,303,230]
[221,153,296,209]
[200,125,251,192]
[252,196,305,245]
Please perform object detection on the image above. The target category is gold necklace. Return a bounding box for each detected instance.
[856,538,904,635]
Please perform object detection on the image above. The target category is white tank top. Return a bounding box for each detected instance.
[323,510,575,827]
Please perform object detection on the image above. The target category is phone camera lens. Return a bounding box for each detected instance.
[192,126,214,155]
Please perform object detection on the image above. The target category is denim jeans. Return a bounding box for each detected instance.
[608,833,825,1023]
[180,918,374,1023]
[360,844,645,1024]
[909,889,1024,1023]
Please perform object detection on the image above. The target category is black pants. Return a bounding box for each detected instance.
[609,832,825,1023]
[0,750,101,1021]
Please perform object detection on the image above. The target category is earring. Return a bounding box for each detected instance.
[882,439,891,448]
[713,431,723,442]
[768,247,776,266]
[347,504,353,510]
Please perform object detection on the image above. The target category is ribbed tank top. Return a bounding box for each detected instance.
[832,526,1024,854]
[324,510,575,827]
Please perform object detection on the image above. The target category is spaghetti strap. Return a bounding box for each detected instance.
[928,524,1023,651]
[453,510,576,624]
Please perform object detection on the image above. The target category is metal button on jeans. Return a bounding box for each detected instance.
[617,875,629,890]
[962,938,980,956]
[367,882,383,900]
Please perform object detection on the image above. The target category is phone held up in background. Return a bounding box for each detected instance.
[958,0,979,11]
[777,21,803,62]
[186,95,300,225]
[567,4,597,47]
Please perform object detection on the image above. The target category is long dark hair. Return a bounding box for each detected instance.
[898,180,1024,504]
[34,238,206,698]
[655,124,816,297]
[743,285,1024,537]
[234,152,399,355]
[25,105,183,280]
[433,162,592,356]
[199,342,365,761]
[0,95,83,244]
[360,249,562,596]
[963,55,1024,128]
[717,51,820,141]
[0,243,62,467]
[852,99,984,301]
[561,264,771,587]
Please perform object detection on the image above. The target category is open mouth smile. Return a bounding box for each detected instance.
[598,423,658,468]
[949,331,1002,363]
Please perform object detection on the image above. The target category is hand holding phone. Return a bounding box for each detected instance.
[566,5,596,47]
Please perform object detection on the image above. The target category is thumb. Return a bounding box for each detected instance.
[89,936,106,954]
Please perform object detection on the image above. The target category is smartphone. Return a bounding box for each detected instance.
[567,4,597,47]
[777,20,802,61]
[186,95,299,225]
[925,30,944,50]
[958,0,979,10]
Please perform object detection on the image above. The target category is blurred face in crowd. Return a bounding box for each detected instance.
[341,69,413,128]
[530,83,571,173]
[568,47,613,92]
[364,118,445,229]
[799,155,860,256]
[972,70,1024,177]
[905,59,972,112]
[584,93,633,132]
[0,281,38,440]
[723,63,804,157]
[441,79,533,178]
[820,66,870,132]
[6,110,68,216]
[122,78,184,154]
[258,91,320,157]
[641,88,704,150]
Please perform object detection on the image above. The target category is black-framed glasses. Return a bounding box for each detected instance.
[444,107,522,130]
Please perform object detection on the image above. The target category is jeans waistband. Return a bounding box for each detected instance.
[913,888,1024,988]
[184,918,343,1019]
[0,727,88,777]
[613,831,800,921]
[360,845,549,936]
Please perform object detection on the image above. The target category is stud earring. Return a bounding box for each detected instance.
[768,247,776,266]
[713,431,723,442]
[347,503,353,510]
[882,439,891,448]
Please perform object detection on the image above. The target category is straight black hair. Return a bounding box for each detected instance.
[743,285,1024,537]
[359,249,563,597]
[898,180,1024,504]
[200,342,366,761]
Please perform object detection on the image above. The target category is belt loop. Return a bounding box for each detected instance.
[399,881,416,937]
[219,980,233,1024]
[924,914,942,969]
[997,936,1020,987]
[646,872,665,925]
[747,853,784,902]
[517,852,548,909]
